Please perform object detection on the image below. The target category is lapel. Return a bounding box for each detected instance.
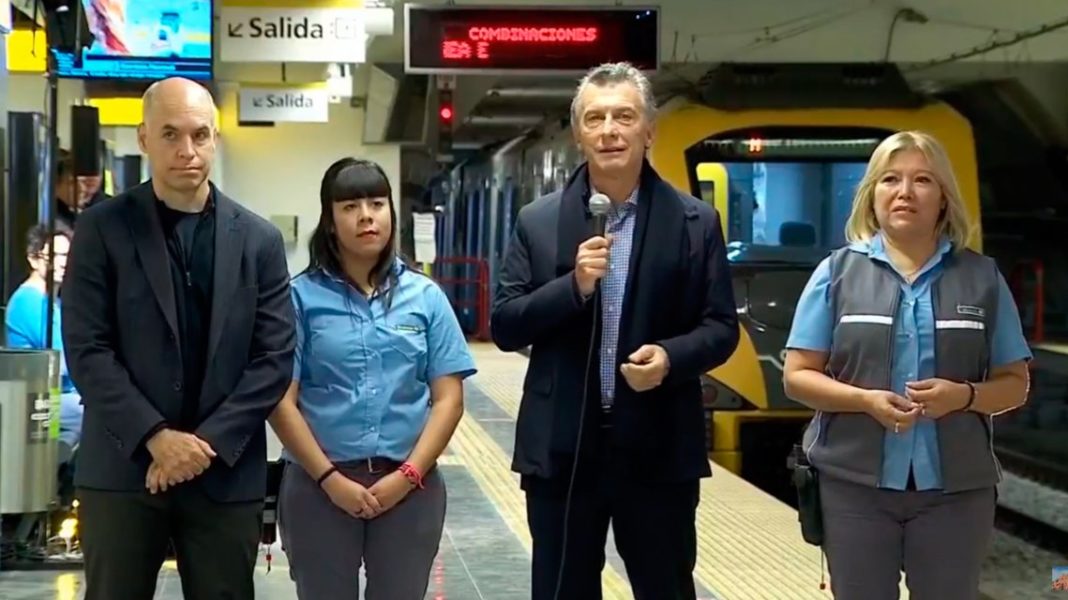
[206,190,244,367]
[555,163,594,276]
[125,182,179,339]
[618,161,685,349]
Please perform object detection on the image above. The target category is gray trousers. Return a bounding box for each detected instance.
[278,461,447,600]
[820,474,996,600]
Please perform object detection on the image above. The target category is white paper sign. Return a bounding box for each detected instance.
[412,213,437,264]
[0,1,12,35]
[220,7,369,63]
[239,85,330,123]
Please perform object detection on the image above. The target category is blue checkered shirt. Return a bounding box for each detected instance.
[595,185,639,408]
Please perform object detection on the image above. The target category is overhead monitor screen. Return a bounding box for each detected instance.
[53,0,213,81]
[405,5,659,74]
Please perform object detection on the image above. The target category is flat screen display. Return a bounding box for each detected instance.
[53,0,213,81]
[405,5,659,75]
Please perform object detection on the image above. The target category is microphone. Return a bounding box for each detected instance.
[589,193,611,236]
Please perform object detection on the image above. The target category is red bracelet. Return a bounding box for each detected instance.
[398,462,424,489]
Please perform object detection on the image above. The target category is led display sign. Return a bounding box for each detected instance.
[688,127,890,162]
[405,5,659,75]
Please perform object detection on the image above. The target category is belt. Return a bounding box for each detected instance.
[337,457,402,474]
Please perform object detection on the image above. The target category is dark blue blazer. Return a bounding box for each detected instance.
[491,161,740,483]
[62,181,295,503]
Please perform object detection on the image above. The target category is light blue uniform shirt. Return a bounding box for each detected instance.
[5,281,83,449]
[290,260,477,463]
[786,233,1032,490]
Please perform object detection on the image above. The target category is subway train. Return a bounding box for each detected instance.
[433,76,981,498]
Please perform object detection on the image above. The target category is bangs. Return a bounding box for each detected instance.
[330,162,391,202]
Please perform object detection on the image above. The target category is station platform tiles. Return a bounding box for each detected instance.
[0,343,904,599]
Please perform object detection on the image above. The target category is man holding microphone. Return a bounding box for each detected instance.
[491,62,740,600]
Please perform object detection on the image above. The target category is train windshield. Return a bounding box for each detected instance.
[685,127,891,266]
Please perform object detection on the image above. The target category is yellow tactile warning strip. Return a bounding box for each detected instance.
[437,454,463,466]
[466,343,912,600]
[460,344,634,600]
[1033,342,1068,355]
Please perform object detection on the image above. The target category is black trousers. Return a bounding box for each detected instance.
[78,484,263,600]
[523,424,700,600]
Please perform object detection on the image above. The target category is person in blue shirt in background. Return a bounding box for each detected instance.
[783,131,1031,600]
[5,224,83,453]
[269,158,477,599]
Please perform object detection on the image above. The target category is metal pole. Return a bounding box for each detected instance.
[44,49,59,350]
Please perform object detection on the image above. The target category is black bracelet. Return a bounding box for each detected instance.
[963,381,977,411]
[316,465,339,488]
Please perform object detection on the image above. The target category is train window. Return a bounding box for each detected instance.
[686,126,892,265]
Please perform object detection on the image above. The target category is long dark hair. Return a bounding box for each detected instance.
[306,158,400,302]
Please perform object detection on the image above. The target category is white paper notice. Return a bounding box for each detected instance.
[412,213,437,264]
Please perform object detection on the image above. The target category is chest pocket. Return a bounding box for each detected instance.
[381,314,430,381]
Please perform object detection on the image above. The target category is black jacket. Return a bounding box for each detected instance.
[491,161,740,483]
[62,181,296,502]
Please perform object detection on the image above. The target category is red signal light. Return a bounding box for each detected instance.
[440,106,453,121]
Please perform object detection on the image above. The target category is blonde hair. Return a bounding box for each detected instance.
[843,130,974,250]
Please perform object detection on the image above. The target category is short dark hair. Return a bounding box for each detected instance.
[26,224,69,257]
[306,158,400,305]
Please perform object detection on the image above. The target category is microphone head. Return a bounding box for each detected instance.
[588,193,611,217]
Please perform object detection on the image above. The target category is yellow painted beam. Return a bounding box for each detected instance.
[6,28,47,73]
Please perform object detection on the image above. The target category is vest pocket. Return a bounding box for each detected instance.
[811,412,885,485]
[937,411,999,490]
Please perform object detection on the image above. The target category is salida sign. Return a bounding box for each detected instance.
[239,85,330,123]
[221,7,367,63]
[226,16,361,42]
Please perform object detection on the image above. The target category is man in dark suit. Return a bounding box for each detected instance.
[62,77,296,600]
[491,62,740,600]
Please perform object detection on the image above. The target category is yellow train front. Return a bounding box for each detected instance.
[649,97,981,499]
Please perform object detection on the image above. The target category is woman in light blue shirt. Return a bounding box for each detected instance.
[269,158,476,599]
[783,131,1031,600]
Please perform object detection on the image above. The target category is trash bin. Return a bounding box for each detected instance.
[0,349,60,515]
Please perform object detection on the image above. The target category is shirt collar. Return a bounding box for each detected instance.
[319,256,406,289]
[589,182,639,215]
[850,231,953,273]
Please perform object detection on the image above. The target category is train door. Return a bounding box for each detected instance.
[695,162,730,240]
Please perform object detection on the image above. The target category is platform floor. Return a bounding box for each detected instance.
[1,343,877,599]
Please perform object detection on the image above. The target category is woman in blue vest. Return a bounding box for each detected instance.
[783,131,1031,600]
[269,158,476,599]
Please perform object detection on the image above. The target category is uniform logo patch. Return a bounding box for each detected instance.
[957,304,985,318]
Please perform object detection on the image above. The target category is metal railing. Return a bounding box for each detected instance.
[431,257,490,341]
